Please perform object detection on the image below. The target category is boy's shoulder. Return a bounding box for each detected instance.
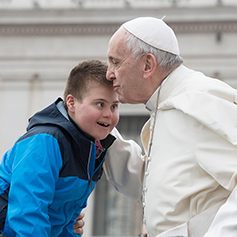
[17,123,66,144]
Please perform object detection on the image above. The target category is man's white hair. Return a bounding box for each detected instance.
[124,30,183,72]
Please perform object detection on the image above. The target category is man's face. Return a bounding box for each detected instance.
[106,28,146,104]
[67,82,119,141]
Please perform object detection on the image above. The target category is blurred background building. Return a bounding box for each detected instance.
[0,0,237,236]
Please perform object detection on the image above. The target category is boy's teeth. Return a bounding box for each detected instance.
[98,122,109,127]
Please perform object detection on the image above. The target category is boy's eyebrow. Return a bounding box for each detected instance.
[95,98,120,104]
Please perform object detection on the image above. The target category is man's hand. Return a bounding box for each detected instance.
[74,212,85,235]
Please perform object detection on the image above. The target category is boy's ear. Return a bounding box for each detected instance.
[66,94,75,113]
[143,53,157,79]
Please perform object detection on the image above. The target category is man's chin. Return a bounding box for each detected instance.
[118,97,143,105]
[118,96,127,104]
[118,95,139,104]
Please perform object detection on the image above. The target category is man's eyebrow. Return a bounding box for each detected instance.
[108,56,118,61]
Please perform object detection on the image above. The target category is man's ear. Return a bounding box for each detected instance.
[143,53,157,79]
[66,94,75,113]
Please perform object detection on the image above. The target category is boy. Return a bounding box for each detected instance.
[0,60,119,236]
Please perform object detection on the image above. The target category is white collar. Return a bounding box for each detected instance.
[145,76,169,112]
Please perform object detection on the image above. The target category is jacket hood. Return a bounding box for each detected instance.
[27,98,116,148]
[27,98,77,138]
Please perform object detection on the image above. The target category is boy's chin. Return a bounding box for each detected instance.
[96,134,110,141]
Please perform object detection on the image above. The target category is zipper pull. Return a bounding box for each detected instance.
[89,179,92,188]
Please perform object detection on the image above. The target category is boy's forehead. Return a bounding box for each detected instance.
[85,80,113,93]
[82,82,118,102]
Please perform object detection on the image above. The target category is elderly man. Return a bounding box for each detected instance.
[104,17,237,237]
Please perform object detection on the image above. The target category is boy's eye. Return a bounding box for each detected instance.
[97,102,104,107]
[111,104,118,110]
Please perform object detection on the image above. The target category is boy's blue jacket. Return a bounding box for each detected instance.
[0,98,116,236]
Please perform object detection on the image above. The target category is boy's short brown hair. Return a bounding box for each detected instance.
[63,60,111,110]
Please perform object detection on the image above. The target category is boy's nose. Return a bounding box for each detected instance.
[103,108,112,118]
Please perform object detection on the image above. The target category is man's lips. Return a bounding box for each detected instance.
[113,85,119,91]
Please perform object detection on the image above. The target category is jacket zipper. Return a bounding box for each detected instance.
[88,142,107,189]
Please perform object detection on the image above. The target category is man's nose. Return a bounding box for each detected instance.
[106,68,115,81]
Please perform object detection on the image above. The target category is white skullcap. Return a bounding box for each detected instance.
[122,17,180,56]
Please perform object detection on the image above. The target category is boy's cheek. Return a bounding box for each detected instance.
[115,115,120,127]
